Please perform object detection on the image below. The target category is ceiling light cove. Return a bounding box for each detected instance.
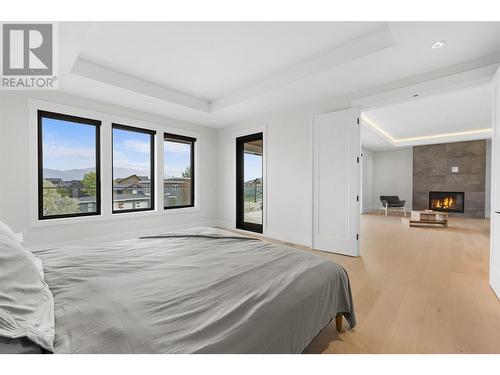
[361,115,396,142]
[361,115,492,147]
[396,128,492,142]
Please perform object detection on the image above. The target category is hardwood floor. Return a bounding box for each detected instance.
[295,213,500,353]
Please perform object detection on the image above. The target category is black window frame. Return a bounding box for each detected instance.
[163,132,196,210]
[112,123,156,214]
[236,132,263,234]
[37,110,101,220]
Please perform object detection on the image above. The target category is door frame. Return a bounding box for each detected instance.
[236,131,265,234]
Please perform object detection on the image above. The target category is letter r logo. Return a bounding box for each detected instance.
[2,24,53,75]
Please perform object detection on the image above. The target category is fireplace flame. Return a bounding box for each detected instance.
[431,197,455,210]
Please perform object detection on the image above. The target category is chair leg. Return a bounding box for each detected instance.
[385,205,388,216]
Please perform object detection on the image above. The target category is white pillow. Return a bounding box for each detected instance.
[0,220,44,279]
[0,220,19,244]
[0,236,55,352]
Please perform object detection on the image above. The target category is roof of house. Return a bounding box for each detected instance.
[112,193,150,202]
[77,196,96,203]
[112,183,142,189]
[164,177,189,183]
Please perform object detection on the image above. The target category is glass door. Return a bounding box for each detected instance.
[236,133,263,233]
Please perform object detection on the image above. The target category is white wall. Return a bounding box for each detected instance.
[361,148,374,213]
[372,148,413,210]
[217,98,352,246]
[0,92,218,248]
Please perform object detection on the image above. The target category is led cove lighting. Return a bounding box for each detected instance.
[361,115,492,144]
[396,128,492,143]
[361,115,396,142]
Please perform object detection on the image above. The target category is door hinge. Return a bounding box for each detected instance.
[357,118,360,125]
[356,195,359,202]
[356,156,360,163]
[356,234,359,240]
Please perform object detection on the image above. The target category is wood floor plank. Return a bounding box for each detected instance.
[299,213,500,353]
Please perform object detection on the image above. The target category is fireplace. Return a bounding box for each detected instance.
[428,191,465,213]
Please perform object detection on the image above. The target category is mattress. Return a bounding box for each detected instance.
[32,227,355,353]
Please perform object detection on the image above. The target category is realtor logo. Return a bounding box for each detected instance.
[1,23,58,89]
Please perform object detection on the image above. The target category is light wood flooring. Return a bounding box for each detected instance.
[269,213,500,353]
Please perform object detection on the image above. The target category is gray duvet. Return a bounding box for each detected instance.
[33,227,355,354]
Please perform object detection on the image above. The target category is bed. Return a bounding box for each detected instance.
[4,227,355,354]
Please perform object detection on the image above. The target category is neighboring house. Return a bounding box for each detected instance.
[45,178,87,199]
[164,177,191,206]
[79,193,151,212]
[54,174,189,212]
[113,183,143,195]
[61,180,86,198]
[114,175,151,195]
[113,193,151,211]
[78,196,97,213]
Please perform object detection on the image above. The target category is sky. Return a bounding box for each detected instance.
[42,116,261,181]
[42,118,192,180]
[164,140,191,178]
[244,153,262,181]
[42,117,96,170]
[113,128,152,177]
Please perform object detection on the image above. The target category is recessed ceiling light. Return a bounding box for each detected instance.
[432,40,446,49]
[146,99,153,105]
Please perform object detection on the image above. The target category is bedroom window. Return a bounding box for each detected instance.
[164,133,196,209]
[37,111,101,220]
[112,124,156,213]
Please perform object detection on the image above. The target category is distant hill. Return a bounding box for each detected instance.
[43,167,146,181]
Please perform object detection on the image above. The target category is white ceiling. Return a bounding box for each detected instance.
[361,84,493,151]
[78,22,384,101]
[361,125,393,152]
[57,22,500,129]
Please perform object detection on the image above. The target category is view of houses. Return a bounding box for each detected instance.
[42,170,193,215]
[42,171,97,216]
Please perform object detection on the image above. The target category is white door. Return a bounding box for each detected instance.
[313,108,360,256]
[490,67,500,298]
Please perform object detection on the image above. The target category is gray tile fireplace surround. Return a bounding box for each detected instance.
[412,140,486,218]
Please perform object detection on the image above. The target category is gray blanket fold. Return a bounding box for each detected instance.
[33,227,355,353]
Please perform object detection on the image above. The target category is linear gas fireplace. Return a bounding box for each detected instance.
[428,191,465,213]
